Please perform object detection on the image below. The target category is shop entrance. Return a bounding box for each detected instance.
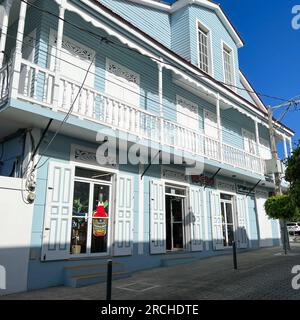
[165,185,186,251]
[70,167,113,257]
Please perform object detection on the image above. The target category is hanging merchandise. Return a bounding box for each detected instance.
[93,200,108,217]
[93,218,108,237]
[93,199,109,236]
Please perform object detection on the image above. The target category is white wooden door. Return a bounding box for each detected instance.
[114,175,134,256]
[105,58,140,107]
[242,129,257,155]
[176,95,199,131]
[150,179,166,254]
[204,109,218,140]
[235,195,248,249]
[189,187,204,251]
[48,29,95,86]
[210,190,223,250]
[41,162,74,261]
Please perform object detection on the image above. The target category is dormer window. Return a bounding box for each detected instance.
[197,22,212,75]
[222,43,235,88]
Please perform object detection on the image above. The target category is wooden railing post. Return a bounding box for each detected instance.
[216,94,223,162]
[10,0,27,99]
[0,0,13,67]
[52,0,66,111]
[157,60,164,145]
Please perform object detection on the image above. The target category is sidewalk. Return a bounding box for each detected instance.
[2,245,300,300]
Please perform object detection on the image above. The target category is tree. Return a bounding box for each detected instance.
[264,142,300,254]
[285,142,300,207]
[264,194,299,254]
[264,194,299,220]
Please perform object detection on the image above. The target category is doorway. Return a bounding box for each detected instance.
[220,193,235,247]
[165,185,186,251]
[70,167,113,256]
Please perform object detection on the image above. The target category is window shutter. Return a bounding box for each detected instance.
[235,195,248,249]
[41,162,74,261]
[210,190,223,250]
[114,174,134,256]
[189,187,204,251]
[150,179,166,254]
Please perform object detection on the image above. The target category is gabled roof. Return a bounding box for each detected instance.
[239,71,267,113]
[90,0,294,136]
[128,0,244,48]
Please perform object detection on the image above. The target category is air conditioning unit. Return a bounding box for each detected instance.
[265,159,284,175]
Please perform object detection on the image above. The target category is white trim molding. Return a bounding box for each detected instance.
[196,19,214,76]
[221,40,237,92]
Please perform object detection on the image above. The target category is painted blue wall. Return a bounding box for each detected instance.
[171,6,191,62]
[99,0,171,48]
[4,0,267,156]
[188,5,239,84]
[0,133,25,177]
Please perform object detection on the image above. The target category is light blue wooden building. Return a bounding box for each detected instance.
[0,0,294,291]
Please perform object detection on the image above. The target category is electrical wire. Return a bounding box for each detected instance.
[2,29,295,139]
[3,0,297,174]
[18,0,299,104]
[32,52,98,171]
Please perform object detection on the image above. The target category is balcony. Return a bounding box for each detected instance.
[0,58,265,176]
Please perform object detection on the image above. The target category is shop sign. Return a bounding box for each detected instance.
[236,184,255,195]
[191,174,215,187]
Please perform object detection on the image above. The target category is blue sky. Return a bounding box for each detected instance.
[165,0,300,153]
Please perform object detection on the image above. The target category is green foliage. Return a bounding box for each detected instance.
[264,194,299,220]
[285,142,300,207]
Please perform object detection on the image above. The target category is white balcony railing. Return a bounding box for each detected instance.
[14,59,265,175]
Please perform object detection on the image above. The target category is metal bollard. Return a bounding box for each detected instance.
[106,259,112,300]
[232,241,238,270]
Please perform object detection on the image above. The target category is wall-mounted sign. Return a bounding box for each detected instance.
[216,179,236,193]
[236,184,255,195]
[162,169,188,182]
[191,174,215,187]
[70,144,117,168]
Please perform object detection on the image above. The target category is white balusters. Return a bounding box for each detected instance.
[0,62,11,103]
[43,73,50,103]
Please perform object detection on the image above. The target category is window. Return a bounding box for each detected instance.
[176,95,199,131]
[105,58,140,107]
[222,44,235,87]
[198,23,211,74]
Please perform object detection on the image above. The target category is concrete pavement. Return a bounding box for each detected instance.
[2,245,300,300]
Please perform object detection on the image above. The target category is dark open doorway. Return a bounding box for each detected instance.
[165,195,184,251]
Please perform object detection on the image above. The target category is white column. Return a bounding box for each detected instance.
[216,94,223,162]
[10,0,28,98]
[283,136,288,159]
[254,119,260,156]
[158,60,164,144]
[289,137,293,156]
[0,0,12,67]
[53,1,66,111]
